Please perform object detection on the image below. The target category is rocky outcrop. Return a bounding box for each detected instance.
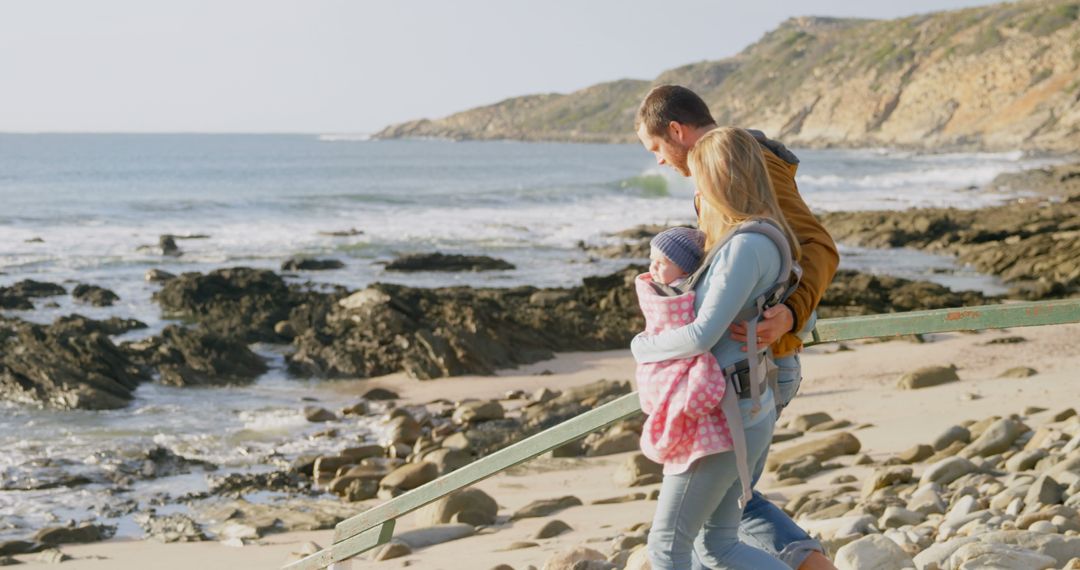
[122,325,268,387]
[287,267,643,380]
[818,270,994,318]
[821,166,1080,300]
[0,316,148,410]
[153,267,344,343]
[376,1,1080,152]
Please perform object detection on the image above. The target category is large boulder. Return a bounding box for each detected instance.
[766,432,861,472]
[413,488,498,527]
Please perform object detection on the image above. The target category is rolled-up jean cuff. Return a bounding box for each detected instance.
[778,538,825,569]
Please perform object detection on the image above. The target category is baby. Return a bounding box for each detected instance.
[634,225,728,474]
[648,227,707,288]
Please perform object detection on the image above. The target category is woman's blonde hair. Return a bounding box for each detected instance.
[689,127,802,260]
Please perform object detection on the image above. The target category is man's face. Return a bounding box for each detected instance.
[637,122,691,177]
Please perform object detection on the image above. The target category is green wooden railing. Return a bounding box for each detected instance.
[284,298,1080,569]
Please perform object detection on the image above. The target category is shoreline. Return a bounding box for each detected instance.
[10,321,1079,568]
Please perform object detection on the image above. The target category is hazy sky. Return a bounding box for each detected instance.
[1,0,1002,133]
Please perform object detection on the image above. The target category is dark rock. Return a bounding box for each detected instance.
[34,523,115,545]
[0,291,33,310]
[145,269,177,283]
[0,316,148,409]
[72,284,119,307]
[0,541,42,556]
[318,228,363,237]
[160,235,181,256]
[24,237,44,243]
[137,235,183,257]
[123,325,267,387]
[340,401,369,416]
[303,406,337,423]
[281,258,345,272]
[362,387,399,400]
[385,253,515,272]
[0,555,20,565]
[536,519,573,539]
[6,280,66,299]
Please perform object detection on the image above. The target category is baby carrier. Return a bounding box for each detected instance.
[646,218,801,507]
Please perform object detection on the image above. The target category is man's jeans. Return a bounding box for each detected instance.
[691,354,824,569]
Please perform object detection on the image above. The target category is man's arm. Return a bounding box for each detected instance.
[762,149,839,353]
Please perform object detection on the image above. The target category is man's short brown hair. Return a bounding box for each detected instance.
[635,85,716,138]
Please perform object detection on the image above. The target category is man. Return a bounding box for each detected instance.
[635,84,840,570]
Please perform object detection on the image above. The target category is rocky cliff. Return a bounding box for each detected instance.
[376,0,1080,151]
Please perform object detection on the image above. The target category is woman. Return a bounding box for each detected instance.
[631,127,802,569]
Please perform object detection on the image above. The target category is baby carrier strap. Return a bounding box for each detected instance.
[677,219,801,508]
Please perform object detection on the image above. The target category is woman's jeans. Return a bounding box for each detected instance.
[687,354,824,569]
[648,401,787,570]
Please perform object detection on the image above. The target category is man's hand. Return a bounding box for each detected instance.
[730,304,794,351]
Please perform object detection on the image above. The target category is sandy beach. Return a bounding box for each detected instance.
[12,318,1078,569]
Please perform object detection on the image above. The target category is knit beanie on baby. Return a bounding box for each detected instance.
[650,227,706,275]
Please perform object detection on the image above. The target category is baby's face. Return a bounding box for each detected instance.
[649,248,688,285]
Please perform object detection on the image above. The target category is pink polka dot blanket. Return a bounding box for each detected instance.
[634,273,734,475]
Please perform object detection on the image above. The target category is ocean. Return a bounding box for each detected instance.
[0,134,1059,540]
